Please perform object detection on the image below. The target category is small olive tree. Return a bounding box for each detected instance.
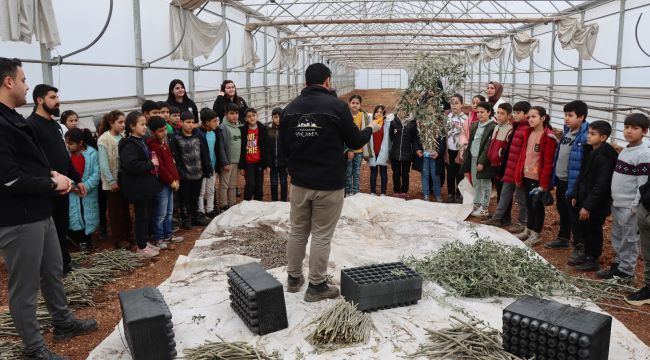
[397,53,467,151]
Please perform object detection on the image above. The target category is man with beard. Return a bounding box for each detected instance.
[27,84,86,274]
[0,58,97,360]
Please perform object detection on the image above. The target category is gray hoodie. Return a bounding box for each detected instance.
[611,143,650,208]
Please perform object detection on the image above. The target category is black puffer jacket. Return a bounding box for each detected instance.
[571,142,618,219]
[389,115,421,162]
[118,136,161,203]
[0,103,56,226]
[267,122,287,168]
[280,85,373,190]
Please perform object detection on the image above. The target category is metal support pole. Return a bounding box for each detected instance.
[245,15,252,104]
[286,40,291,98]
[549,22,556,120]
[188,59,195,100]
[221,3,228,81]
[528,28,534,100]
[611,0,626,143]
[510,43,517,105]
[39,44,53,85]
[463,50,468,101]
[277,29,281,104]
[263,27,269,121]
[132,0,144,103]
[469,60,474,100]
[476,59,483,94]
[576,11,585,100]
[498,38,503,84]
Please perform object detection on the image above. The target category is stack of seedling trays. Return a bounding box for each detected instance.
[227,262,288,335]
[340,262,422,312]
[502,296,611,360]
[118,287,177,360]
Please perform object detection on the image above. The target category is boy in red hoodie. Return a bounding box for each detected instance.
[484,101,531,229]
[514,106,558,246]
[147,116,184,249]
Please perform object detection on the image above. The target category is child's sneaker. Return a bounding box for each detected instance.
[137,246,159,258]
[524,231,541,246]
[575,256,599,272]
[423,195,430,201]
[471,206,489,218]
[625,286,650,306]
[151,240,168,250]
[481,217,503,226]
[514,228,530,240]
[146,243,161,253]
[505,223,525,234]
[167,236,184,243]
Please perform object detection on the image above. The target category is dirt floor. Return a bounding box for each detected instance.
[0,89,648,359]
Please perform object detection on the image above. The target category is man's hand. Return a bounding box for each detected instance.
[416,150,423,158]
[477,163,484,172]
[369,120,381,133]
[223,164,231,171]
[579,208,590,221]
[347,151,354,160]
[77,182,87,197]
[110,183,120,192]
[51,172,72,194]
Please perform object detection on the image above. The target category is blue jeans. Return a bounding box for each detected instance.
[270,166,288,201]
[421,157,442,197]
[154,185,173,241]
[345,153,363,195]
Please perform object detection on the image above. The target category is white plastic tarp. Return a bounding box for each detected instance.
[88,182,650,360]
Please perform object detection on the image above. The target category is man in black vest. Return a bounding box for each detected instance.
[26,84,86,274]
[0,58,97,360]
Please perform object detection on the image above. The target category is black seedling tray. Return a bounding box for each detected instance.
[341,262,422,312]
[502,296,611,360]
[227,262,288,335]
[118,287,176,360]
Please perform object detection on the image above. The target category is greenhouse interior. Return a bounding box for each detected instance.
[1,0,650,359]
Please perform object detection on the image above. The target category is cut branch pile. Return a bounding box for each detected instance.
[409,316,522,360]
[0,339,22,360]
[403,236,637,304]
[183,336,278,360]
[306,300,373,352]
[0,249,145,336]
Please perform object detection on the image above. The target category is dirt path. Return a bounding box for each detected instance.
[0,89,647,359]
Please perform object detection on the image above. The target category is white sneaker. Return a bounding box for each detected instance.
[146,243,161,253]
[152,240,168,250]
[514,229,530,240]
[380,194,386,197]
[137,246,159,258]
[524,232,541,246]
[167,236,184,243]
[471,206,489,218]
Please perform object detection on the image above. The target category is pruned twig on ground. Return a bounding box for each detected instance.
[183,336,279,360]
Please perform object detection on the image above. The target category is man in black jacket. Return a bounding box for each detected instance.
[0,58,97,360]
[26,84,85,274]
[281,63,380,302]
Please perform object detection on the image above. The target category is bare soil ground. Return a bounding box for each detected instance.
[0,89,647,359]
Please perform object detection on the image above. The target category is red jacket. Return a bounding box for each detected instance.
[515,127,558,190]
[146,138,179,187]
[502,121,529,184]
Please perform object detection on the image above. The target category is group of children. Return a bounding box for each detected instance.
[61,97,289,258]
[460,95,650,306]
[342,92,650,306]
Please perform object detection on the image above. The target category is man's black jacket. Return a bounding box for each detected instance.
[280,86,373,190]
